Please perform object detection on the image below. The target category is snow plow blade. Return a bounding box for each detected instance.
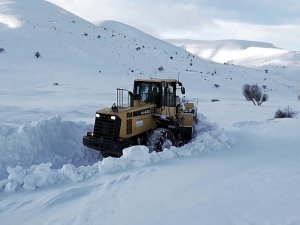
[83,133,123,157]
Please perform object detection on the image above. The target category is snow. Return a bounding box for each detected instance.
[168,39,300,82]
[0,116,100,179]
[167,38,299,66]
[1,0,300,224]
[0,14,21,28]
[0,114,230,193]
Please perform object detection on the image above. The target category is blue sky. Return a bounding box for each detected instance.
[48,0,300,51]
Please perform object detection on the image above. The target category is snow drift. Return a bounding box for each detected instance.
[0,114,230,192]
[0,116,99,180]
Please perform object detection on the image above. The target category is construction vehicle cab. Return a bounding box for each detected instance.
[83,78,197,157]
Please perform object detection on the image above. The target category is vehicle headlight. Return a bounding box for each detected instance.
[111,116,116,120]
[96,113,100,118]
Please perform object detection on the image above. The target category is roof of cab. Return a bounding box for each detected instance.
[134,78,177,83]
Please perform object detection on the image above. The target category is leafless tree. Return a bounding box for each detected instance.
[243,84,269,106]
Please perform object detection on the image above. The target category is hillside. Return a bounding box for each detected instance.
[1,1,300,225]
[0,0,213,124]
[167,39,300,66]
[168,39,300,81]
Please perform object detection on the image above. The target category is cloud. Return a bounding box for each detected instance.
[47,0,300,27]
[186,0,300,24]
[47,0,229,36]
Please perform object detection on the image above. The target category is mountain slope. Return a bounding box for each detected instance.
[167,39,300,66]
[168,39,300,81]
[2,0,295,125]
[0,0,215,123]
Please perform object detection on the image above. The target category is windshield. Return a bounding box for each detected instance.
[134,82,160,103]
[133,81,177,107]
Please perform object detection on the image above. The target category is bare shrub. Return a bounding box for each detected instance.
[275,107,297,118]
[158,66,164,72]
[35,51,40,58]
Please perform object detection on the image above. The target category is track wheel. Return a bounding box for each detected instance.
[147,128,175,152]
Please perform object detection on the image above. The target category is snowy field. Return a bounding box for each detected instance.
[1,0,300,225]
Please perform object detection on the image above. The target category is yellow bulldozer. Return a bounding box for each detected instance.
[83,78,198,157]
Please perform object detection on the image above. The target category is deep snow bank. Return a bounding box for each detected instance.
[0,116,100,179]
[0,114,231,192]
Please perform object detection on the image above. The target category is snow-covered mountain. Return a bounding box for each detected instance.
[167,39,300,66]
[1,1,300,225]
[1,0,216,122]
[168,39,300,81]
